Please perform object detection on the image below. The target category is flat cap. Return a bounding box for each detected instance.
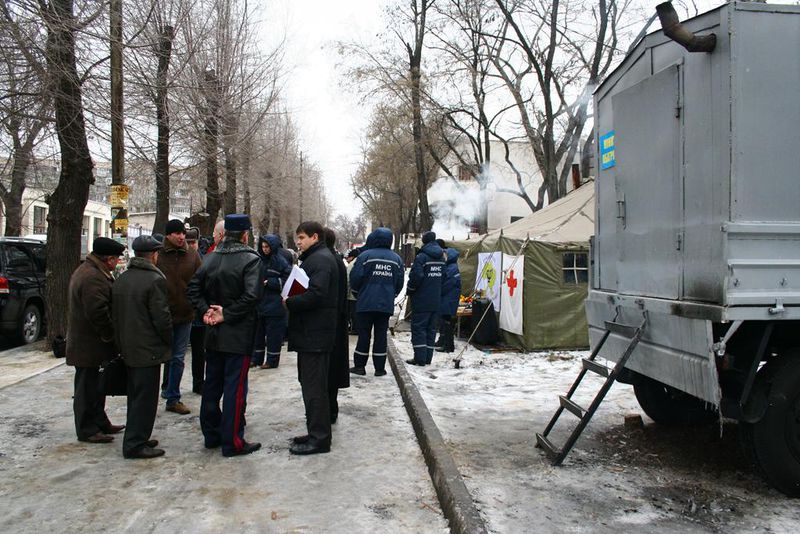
[92,237,125,256]
[132,235,164,253]
[224,214,251,232]
[185,227,200,241]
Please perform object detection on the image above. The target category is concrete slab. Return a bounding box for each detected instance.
[0,340,448,533]
[0,340,63,390]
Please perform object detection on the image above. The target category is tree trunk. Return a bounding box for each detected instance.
[1,154,29,236]
[153,25,174,234]
[223,146,237,214]
[202,69,221,235]
[42,0,95,344]
[410,61,431,231]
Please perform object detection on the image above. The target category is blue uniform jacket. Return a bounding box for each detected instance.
[349,228,404,314]
[439,248,461,316]
[257,234,291,317]
[407,241,446,313]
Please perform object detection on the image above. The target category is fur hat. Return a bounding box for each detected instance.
[164,219,186,235]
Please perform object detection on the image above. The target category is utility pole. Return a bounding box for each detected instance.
[109,0,128,245]
[299,151,304,225]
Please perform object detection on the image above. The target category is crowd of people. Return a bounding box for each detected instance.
[64,216,461,460]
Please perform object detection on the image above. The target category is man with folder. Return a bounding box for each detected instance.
[284,221,340,455]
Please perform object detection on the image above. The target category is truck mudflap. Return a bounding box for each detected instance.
[586,291,721,406]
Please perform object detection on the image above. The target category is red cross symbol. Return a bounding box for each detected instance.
[507,270,518,297]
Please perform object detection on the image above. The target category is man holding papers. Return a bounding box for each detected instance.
[284,221,340,455]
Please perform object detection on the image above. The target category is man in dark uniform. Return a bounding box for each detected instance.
[406,231,446,366]
[348,227,404,376]
[112,235,172,459]
[187,214,261,457]
[286,221,339,455]
[66,237,126,443]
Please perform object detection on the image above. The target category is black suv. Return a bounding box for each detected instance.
[0,237,46,344]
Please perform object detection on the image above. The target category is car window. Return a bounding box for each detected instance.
[4,245,35,275]
[29,245,47,272]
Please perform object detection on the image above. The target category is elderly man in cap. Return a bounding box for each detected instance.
[157,219,202,415]
[112,236,172,459]
[187,214,262,457]
[66,237,126,444]
[185,226,206,394]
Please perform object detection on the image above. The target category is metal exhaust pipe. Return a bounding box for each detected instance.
[656,2,716,53]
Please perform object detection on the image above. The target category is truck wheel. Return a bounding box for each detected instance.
[740,352,800,497]
[633,376,718,425]
[18,304,42,344]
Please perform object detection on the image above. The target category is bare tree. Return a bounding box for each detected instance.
[491,0,627,207]
[0,1,53,236]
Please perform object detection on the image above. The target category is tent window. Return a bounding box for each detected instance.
[562,252,588,284]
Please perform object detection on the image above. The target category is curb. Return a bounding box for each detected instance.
[388,337,488,534]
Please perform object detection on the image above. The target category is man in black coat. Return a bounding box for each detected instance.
[112,235,172,459]
[324,228,350,423]
[285,221,339,455]
[187,214,262,457]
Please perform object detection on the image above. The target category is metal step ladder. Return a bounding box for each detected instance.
[536,311,648,466]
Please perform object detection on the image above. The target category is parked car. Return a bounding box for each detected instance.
[0,237,46,344]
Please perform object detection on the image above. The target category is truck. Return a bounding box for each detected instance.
[586,1,800,496]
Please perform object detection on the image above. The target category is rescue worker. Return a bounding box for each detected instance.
[187,214,261,457]
[436,247,461,353]
[406,231,446,366]
[66,237,126,444]
[349,228,404,376]
[112,235,172,459]
[252,234,291,369]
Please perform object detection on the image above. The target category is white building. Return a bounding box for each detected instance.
[0,187,112,256]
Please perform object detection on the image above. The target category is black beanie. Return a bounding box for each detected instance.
[165,219,186,235]
[422,231,436,244]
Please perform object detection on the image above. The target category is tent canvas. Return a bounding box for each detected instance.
[448,180,594,350]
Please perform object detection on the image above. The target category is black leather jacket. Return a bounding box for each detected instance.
[187,238,260,355]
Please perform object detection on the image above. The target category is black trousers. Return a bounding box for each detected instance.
[123,365,160,455]
[297,351,331,447]
[438,314,455,351]
[73,367,111,440]
[346,300,357,333]
[190,324,206,393]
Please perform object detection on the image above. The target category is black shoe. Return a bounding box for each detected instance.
[290,442,330,455]
[124,446,165,459]
[291,434,310,444]
[349,366,366,376]
[102,423,125,434]
[205,441,220,449]
[405,359,424,366]
[436,347,454,353]
[79,432,114,444]
[145,439,159,448]
[375,369,387,377]
[223,441,261,457]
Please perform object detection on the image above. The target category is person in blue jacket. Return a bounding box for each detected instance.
[406,231,446,366]
[253,234,291,369]
[435,246,461,353]
[349,227,404,376]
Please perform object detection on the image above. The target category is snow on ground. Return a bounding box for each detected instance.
[392,331,800,533]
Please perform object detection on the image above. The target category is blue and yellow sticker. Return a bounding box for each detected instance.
[600,130,615,170]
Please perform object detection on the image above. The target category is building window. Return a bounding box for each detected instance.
[33,206,47,234]
[562,252,589,284]
[82,216,89,236]
[93,217,102,240]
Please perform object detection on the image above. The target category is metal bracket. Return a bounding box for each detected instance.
[768,298,785,315]
[712,320,743,357]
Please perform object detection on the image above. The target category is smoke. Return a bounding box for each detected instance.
[428,171,487,241]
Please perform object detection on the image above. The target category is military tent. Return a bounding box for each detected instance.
[449,180,594,350]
